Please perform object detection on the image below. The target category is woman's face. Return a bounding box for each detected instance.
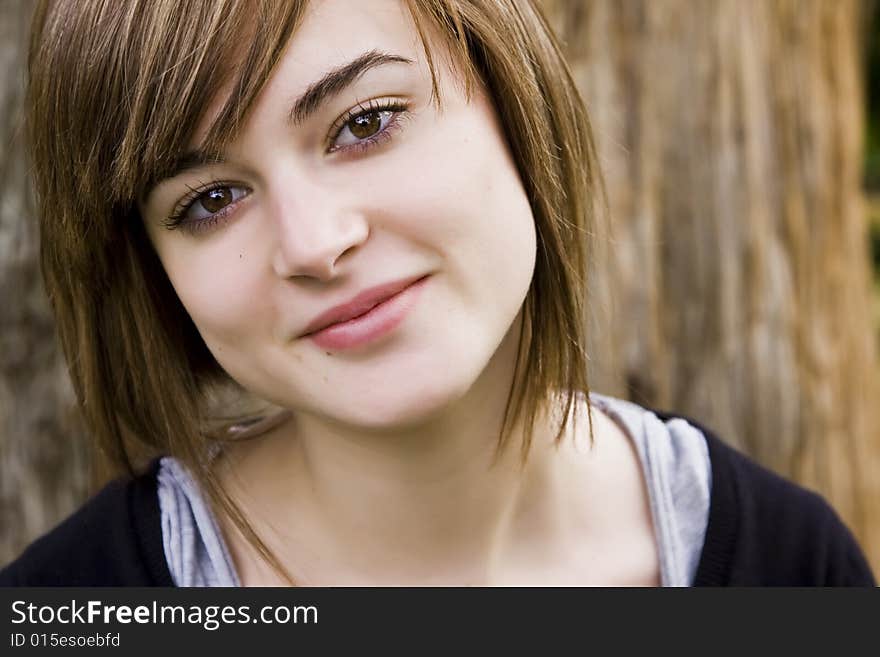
[141,0,537,430]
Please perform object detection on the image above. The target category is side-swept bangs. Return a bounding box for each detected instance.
[29,0,304,463]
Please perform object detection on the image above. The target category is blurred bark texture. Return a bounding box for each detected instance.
[543,0,880,570]
[0,1,91,563]
[1,0,879,575]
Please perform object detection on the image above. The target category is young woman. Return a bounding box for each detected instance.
[1,0,875,586]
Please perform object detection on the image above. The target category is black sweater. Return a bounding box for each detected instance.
[1,416,875,586]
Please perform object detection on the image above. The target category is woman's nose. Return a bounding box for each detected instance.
[270,182,370,281]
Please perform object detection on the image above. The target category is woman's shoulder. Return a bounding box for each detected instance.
[644,402,876,586]
[589,393,875,586]
[0,460,173,586]
[589,393,712,585]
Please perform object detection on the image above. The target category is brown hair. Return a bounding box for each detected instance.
[28,0,604,582]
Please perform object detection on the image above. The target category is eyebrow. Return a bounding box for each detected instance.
[289,50,413,125]
[147,50,413,195]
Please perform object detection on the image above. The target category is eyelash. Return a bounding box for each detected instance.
[164,98,411,234]
[326,97,410,156]
[163,179,241,234]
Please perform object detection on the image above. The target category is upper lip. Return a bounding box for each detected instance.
[300,274,427,336]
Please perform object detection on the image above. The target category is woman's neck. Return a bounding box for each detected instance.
[212,323,655,585]
[215,393,660,586]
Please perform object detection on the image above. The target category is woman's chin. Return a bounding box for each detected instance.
[319,380,475,435]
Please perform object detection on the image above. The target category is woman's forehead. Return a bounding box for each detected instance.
[294,0,423,56]
[133,0,473,200]
[188,0,443,150]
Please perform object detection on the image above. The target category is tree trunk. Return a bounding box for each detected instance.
[0,0,92,563]
[543,0,880,571]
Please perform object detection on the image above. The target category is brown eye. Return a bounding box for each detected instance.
[173,184,250,228]
[348,111,382,139]
[329,102,407,152]
[200,187,233,213]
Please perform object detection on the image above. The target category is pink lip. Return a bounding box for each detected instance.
[301,275,429,350]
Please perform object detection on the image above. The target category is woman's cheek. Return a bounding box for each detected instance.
[162,236,270,345]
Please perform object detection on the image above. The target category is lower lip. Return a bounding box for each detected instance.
[307,277,429,351]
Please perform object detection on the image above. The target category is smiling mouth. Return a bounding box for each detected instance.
[304,275,429,350]
[302,274,428,335]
